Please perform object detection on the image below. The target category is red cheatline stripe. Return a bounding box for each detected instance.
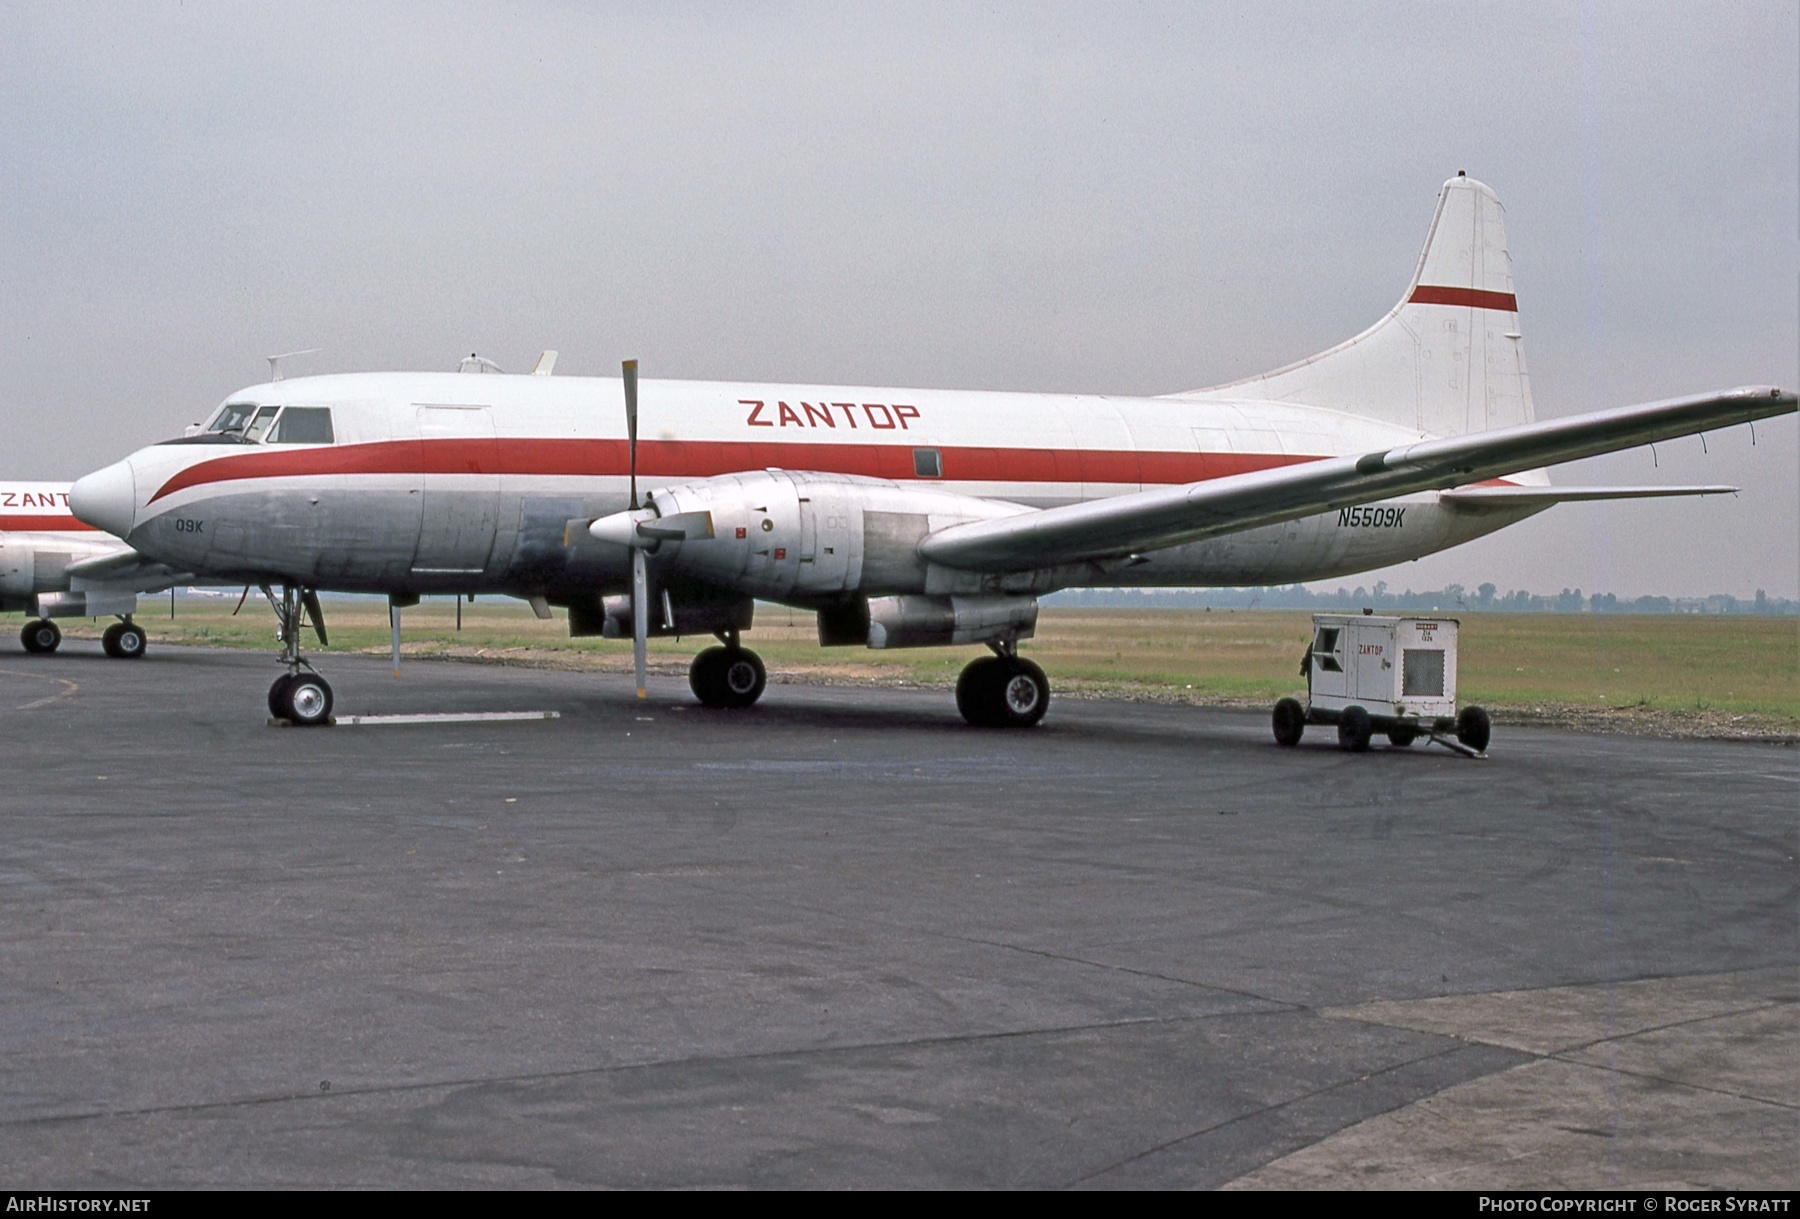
[149,438,1319,503]
[0,515,95,531]
[1408,284,1518,312]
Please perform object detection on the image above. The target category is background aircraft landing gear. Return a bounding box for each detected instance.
[20,619,61,654]
[689,643,766,709]
[101,619,147,659]
[957,646,1049,728]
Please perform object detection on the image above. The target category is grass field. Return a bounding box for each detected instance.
[39,596,1799,730]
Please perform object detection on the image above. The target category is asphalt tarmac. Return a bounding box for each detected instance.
[0,640,1793,1189]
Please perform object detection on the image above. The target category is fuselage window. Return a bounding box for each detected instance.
[268,407,334,444]
[242,406,282,442]
[207,402,261,434]
[913,448,943,478]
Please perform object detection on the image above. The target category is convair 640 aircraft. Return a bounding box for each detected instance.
[70,176,1796,725]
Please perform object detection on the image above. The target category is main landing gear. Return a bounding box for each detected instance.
[956,641,1049,728]
[18,616,147,658]
[265,584,334,726]
[20,619,61,653]
[102,619,147,659]
[688,629,767,709]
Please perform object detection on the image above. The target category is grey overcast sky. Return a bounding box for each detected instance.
[3,2,1796,597]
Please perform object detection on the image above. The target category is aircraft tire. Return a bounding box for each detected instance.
[20,619,61,654]
[717,648,766,708]
[102,621,147,659]
[956,656,1004,726]
[993,657,1049,727]
[690,647,765,709]
[958,656,1048,728]
[268,674,297,719]
[278,673,334,726]
[689,648,725,706]
[1456,705,1491,753]
[1272,697,1306,747]
[1337,705,1373,752]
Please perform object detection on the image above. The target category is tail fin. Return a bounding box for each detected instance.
[1174,173,1536,439]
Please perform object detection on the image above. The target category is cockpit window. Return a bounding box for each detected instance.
[267,407,334,444]
[207,402,261,434]
[241,406,281,442]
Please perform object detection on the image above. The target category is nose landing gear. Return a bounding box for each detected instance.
[265,584,333,726]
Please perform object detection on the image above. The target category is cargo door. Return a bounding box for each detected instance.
[412,406,500,576]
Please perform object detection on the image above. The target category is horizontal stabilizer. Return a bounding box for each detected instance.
[919,386,1794,573]
[1440,485,1738,510]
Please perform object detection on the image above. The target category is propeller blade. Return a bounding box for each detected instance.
[632,545,649,700]
[622,359,639,510]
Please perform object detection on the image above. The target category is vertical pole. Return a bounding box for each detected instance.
[170,587,176,619]
[391,604,401,676]
[457,594,462,632]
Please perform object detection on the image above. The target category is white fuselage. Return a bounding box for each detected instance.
[77,371,1539,603]
[0,483,133,613]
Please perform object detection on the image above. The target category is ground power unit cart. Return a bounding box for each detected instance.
[1272,613,1490,756]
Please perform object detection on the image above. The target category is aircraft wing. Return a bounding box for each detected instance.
[919,385,1795,573]
[62,547,192,592]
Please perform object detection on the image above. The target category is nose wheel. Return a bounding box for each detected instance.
[269,671,334,726]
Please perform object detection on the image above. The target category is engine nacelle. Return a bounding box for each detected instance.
[0,533,142,615]
[33,589,140,619]
[604,470,1031,602]
[865,594,1037,649]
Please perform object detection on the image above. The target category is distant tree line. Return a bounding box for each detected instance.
[1045,584,1800,615]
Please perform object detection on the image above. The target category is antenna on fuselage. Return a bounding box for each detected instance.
[266,348,321,382]
[458,353,504,374]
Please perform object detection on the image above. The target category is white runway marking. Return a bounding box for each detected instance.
[330,710,561,726]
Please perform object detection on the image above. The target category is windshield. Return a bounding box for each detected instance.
[207,402,262,434]
[241,406,281,442]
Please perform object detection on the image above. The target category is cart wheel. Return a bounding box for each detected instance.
[1272,698,1305,747]
[1456,705,1491,753]
[1338,705,1373,752]
[1387,726,1417,747]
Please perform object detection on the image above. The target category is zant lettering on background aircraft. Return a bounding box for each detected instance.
[69,174,1796,726]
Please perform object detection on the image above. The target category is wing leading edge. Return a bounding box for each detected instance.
[918,386,1795,573]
